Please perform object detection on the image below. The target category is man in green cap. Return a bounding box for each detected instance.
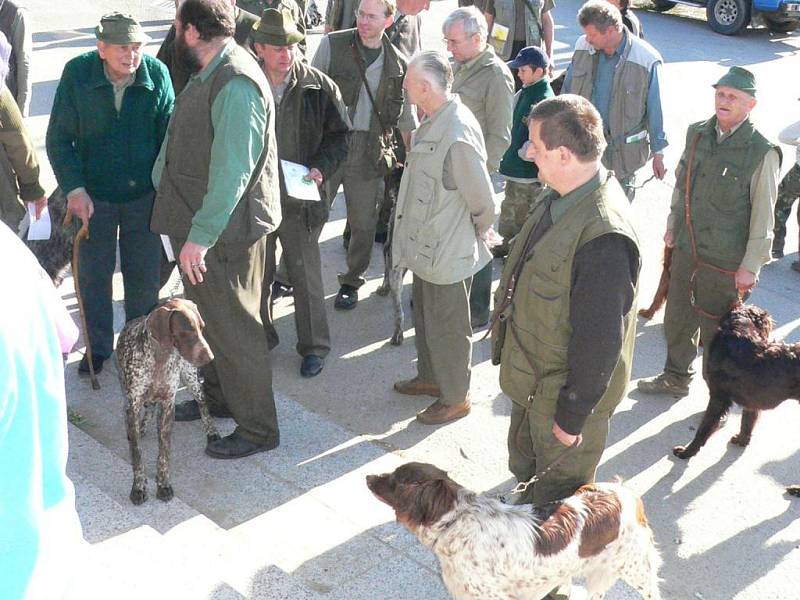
[46,12,174,375]
[252,9,349,378]
[151,0,282,459]
[638,66,781,398]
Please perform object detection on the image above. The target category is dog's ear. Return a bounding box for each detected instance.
[147,305,175,348]
[177,298,205,330]
[406,479,459,527]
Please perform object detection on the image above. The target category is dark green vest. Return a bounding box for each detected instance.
[495,171,640,417]
[152,44,280,244]
[673,117,777,271]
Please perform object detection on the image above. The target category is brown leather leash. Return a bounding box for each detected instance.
[682,134,743,321]
[65,212,100,390]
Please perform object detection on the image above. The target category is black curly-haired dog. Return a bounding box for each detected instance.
[672,304,800,496]
[23,189,77,287]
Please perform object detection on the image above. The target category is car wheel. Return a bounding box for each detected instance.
[706,0,751,34]
[652,0,677,11]
[763,15,800,33]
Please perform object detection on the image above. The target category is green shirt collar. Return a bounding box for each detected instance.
[548,168,605,223]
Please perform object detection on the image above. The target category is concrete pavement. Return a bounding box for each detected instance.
[17,0,800,598]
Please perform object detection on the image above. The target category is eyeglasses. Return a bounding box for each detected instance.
[356,10,385,23]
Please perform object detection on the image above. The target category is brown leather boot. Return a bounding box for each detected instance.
[393,378,441,397]
[416,397,471,425]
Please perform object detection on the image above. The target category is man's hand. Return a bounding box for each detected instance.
[304,167,324,187]
[324,24,332,33]
[663,229,674,248]
[552,422,582,447]
[652,154,667,180]
[66,189,94,228]
[179,241,209,286]
[734,267,756,293]
[28,195,47,219]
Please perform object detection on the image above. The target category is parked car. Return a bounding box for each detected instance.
[653,0,800,35]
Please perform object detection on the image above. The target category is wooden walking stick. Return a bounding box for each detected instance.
[66,212,100,390]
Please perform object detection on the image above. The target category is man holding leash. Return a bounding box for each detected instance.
[638,67,780,397]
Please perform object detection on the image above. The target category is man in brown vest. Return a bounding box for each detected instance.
[312,0,415,310]
[638,67,780,397]
[151,0,283,459]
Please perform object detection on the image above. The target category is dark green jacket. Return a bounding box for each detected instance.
[673,117,778,271]
[46,52,173,203]
[499,78,553,179]
[274,61,349,228]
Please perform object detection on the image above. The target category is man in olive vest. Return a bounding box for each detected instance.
[483,0,555,88]
[564,0,666,200]
[393,51,494,425]
[492,95,640,516]
[312,0,416,310]
[151,0,283,459]
[444,7,513,328]
[638,67,781,398]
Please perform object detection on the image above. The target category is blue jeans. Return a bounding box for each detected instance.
[78,192,161,358]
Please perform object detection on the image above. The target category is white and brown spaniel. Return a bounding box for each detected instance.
[366,463,661,600]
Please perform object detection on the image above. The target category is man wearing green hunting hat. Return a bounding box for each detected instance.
[46,12,174,376]
[252,8,349,378]
[639,65,782,399]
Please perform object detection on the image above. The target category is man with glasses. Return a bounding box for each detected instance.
[313,0,416,311]
[444,6,514,329]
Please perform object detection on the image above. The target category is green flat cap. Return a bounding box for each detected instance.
[251,8,304,46]
[713,66,756,97]
[95,12,150,45]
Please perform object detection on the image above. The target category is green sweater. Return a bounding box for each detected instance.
[499,77,553,179]
[46,52,174,203]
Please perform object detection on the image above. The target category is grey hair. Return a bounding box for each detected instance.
[409,50,453,92]
[578,0,623,33]
[442,6,488,43]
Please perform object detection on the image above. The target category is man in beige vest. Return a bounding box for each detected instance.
[564,0,666,199]
[444,7,513,328]
[392,51,494,425]
[151,0,282,459]
[638,67,780,397]
[492,95,639,529]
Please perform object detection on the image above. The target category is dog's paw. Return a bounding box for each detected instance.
[156,484,174,502]
[130,486,148,505]
[729,434,751,447]
[376,284,390,297]
[672,445,692,460]
[786,485,800,497]
[390,330,403,346]
[207,432,221,443]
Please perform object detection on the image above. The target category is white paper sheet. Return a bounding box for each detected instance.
[27,203,51,241]
[161,234,175,262]
[280,160,322,202]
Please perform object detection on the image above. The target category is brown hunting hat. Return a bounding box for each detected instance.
[251,8,304,46]
[95,12,150,45]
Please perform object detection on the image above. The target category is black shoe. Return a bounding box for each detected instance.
[271,281,293,300]
[772,248,784,259]
[374,230,388,244]
[205,431,278,459]
[300,355,324,377]
[334,284,358,310]
[78,353,105,375]
[174,400,233,422]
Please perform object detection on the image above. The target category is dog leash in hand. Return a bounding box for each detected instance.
[507,437,581,497]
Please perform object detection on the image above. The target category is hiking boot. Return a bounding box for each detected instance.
[78,353,105,375]
[334,284,358,310]
[637,373,690,397]
[393,378,440,397]
[416,398,471,425]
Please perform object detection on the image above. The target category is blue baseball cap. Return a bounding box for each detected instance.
[507,45,548,71]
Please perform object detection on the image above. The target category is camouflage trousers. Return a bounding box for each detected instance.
[772,163,800,254]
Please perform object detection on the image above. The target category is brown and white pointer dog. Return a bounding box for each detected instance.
[116,298,218,505]
[367,463,661,600]
[672,305,800,497]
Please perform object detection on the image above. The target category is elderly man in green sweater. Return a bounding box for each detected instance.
[46,13,174,375]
